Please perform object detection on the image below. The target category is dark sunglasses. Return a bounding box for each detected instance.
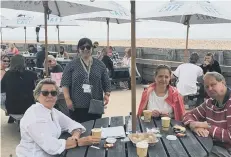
[40,91,58,97]
[79,45,92,51]
[3,60,10,62]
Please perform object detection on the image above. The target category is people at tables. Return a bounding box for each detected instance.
[138,65,185,121]
[43,55,63,75]
[100,48,114,78]
[57,46,69,59]
[7,43,19,55]
[16,78,100,157]
[1,55,10,80]
[1,55,38,122]
[61,38,111,123]
[200,52,221,74]
[28,45,37,54]
[182,72,231,157]
[172,52,203,97]
[36,46,45,68]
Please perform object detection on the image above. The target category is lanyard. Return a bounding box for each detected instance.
[80,58,93,83]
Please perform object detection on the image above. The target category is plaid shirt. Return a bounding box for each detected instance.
[183,88,231,150]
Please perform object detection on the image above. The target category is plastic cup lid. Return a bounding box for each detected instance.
[166,135,177,141]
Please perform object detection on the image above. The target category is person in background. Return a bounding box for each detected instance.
[138,65,185,120]
[92,41,99,56]
[122,48,141,90]
[57,46,69,59]
[7,43,19,55]
[200,52,221,74]
[16,78,100,157]
[93,41,99,48]
[1,55,38,123]
[100,48,114,78]
[107,46,113,57]
[183,72,231,157]
[61,38,111,123]
[1,55,10,80]
[36,46,45,68]
[43,55,63,75]
[173,52,203,97]
[28,45,37,54]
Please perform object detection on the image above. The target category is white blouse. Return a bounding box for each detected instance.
[16,103,86,157]
[147,91,173,115]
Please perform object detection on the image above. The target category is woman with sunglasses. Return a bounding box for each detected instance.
[16,78,100,157]
[137,65,185,121]
[61,38,111,123]
[1,55,38,123]
[1,55,10,80]
[43,55,63,75]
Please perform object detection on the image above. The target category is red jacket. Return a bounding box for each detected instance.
[137,83,185,121]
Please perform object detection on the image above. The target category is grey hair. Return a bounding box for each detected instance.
[33,78,60,101]
[203,72,226,84]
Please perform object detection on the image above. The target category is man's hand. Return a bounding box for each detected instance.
[104,95,109,105]
[152,110,160,117]
[78,136,101,146]
[71,129,82,141]
[193,128,209,137]
[189,121,209,130]
[160,111,169,117]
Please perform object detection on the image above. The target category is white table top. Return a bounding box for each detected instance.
[56,58,71,62]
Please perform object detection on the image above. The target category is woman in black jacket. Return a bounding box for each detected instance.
[100,48,114,77]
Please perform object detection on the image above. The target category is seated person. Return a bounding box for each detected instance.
[138,65,185,121]
[200,52,221,74]
[43,55,63,75]
[28,45,37,54]
[183,72,231,157]
[57,46,69,59]
[173,52,203,96]
[16,79,100,157]
[100,48,114,77]
[1,55,38,122]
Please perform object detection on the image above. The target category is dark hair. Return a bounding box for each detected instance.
[10,54,25,72]
[29,45,34,48]
[205,52,214,60]
[77,38,93,50]
[189,52,199,64]
[1,55,10,61]
[109,46,112,50]
[60,46,64,51]
[155,64,172,77]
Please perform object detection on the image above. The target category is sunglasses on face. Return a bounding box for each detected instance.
[79,45,92,51]
[3,60,10,63]
[40,91,58,97]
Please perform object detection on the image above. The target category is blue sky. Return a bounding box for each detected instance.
[1,0,231,42]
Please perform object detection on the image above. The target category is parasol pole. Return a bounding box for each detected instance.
[106,18,110,48]
[131,0,137,133]
[24,26,27,51]
[57,25,60,54]
[43,1,49,77]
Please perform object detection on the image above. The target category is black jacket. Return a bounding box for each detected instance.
[200,60,221,74]
[36,50,45,68]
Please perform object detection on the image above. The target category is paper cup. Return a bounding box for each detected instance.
[143,110,152,122]
[136,141,148,157]
[91,128,102,138]
[161,117,171,128]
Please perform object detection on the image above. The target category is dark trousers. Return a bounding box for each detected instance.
[70,108,102,123]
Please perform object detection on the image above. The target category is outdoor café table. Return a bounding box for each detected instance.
[23,54,37,60]
[56,58,72,68]
[59,116,213,157]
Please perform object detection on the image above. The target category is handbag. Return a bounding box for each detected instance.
[88,99,105,115]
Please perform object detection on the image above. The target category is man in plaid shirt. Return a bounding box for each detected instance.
[183,72,231,157]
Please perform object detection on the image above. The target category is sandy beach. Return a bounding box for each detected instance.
[1,85,144,157]
[3,38,231,50]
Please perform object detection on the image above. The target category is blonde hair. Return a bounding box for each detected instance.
[125,48,131,57]
[33,78,60,101]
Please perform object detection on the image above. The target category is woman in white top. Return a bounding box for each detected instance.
[137,65,185,121]
[16,78,100,157]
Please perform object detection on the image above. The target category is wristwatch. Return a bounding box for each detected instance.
[105,92,110,97]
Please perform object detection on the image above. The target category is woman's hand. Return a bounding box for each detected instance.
[65,98,73,109]
[160,112,169,117]
[78,136,101,146]
[65,137,77,149]
[152,110,160,117]
[193,128,209,137]
[189,121,209,130]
